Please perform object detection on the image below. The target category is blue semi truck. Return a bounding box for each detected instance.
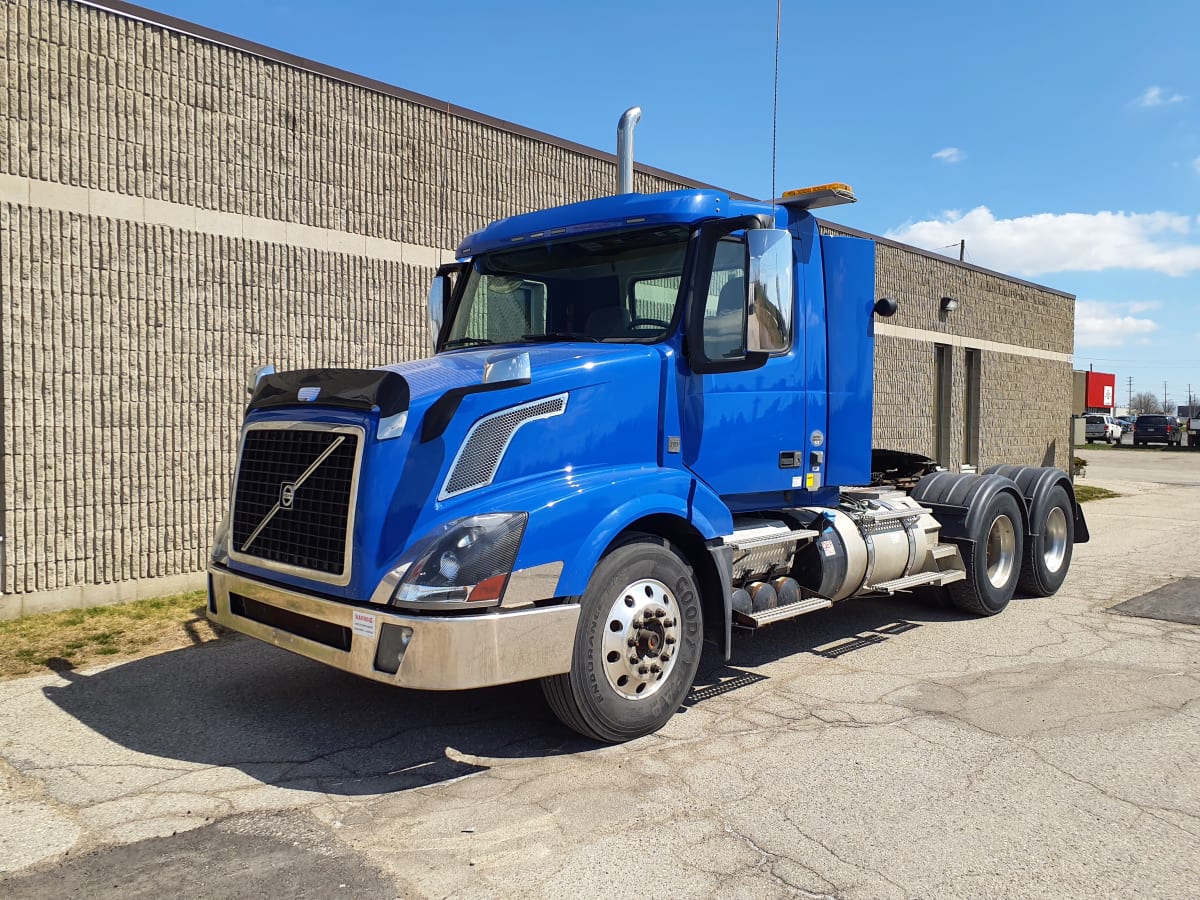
[208,114,1087,742]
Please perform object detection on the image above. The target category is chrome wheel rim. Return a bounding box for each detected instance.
[1043,506,1068,573]
[600,578,680,700]
[985,514,1016,589]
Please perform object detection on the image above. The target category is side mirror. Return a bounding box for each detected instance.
[427,275,449,353]
[747,229,793,353]
[246,363,275,397]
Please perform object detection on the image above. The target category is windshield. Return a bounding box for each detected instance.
[444,226,690,347]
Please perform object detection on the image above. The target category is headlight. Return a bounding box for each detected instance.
[391,512,527,606]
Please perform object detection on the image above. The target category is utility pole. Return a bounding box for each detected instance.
[1128,376,1134,412]
[1164,380,1169,414]
[959,240,965,262]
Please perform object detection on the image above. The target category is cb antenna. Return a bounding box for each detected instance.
[770,0,782,215]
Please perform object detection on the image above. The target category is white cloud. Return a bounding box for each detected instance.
[932,147,964,163]
[885,206,1200,277]
[1074,300,1160,348]
[1135,86,1186,107]
[1193,155,1200,176]
[1125,300,1161,314]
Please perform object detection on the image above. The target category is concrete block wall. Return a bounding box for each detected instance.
[0,0,1076,615]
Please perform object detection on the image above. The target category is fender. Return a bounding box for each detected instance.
[911,471,1029,546]
[545,467,729,597]
[983,465,1089,544]
[472,464,731,598]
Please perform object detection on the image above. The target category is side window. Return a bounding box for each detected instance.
[461,276,547,342]
[631,276,680,325]
[702,239,748,360]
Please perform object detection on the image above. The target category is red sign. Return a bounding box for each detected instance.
[1086,371,1116,409]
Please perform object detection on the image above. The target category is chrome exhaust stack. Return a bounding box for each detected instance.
[616,106,642,194]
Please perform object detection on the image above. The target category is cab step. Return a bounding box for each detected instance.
[857,505,933,523]
[867,569,965,593]
[733,595,833,628]
[726,528,819,552]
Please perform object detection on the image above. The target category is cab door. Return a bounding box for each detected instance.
[680,224,807,502]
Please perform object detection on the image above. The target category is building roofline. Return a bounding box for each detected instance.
[80,1,1071,301]
[79,0,752,199]
[816,218,1075,300]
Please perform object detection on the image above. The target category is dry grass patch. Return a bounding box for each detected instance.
[1075,484,1121,503]
[0,590,227,680]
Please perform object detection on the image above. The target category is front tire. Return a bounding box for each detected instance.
[541,535,703,743]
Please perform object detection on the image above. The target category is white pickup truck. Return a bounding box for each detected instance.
[1189,417,1200,448]
[1085,414,1121,444]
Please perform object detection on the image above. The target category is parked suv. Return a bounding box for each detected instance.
[1133,414,1180,447]
[1085,413,1121,444]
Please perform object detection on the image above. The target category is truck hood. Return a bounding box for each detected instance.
[376,343,658,406]
[232,342,669,601]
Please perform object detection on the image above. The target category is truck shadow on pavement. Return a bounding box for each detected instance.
[41,588,982,797]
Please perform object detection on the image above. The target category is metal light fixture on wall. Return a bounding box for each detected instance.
[940,296,960,312]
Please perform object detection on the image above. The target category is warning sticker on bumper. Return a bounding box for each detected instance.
[352,610,376,638]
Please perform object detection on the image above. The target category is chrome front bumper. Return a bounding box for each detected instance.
[207,566,580,690]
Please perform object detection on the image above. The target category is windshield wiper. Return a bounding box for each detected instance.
[442,337,496,349]
[519,332,601,343]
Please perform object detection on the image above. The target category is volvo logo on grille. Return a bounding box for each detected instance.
[240,434,346,554]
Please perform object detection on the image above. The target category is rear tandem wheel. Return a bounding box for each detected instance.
[946,490,1026,616]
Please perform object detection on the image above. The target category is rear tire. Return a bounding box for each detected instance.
[541,535,703,743]
[1017,484,1073,596]
[947,491,1024,616]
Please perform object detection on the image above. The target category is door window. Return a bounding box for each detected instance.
[700,239,749,361]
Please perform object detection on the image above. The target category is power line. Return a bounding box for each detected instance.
[1073,359,1197,369]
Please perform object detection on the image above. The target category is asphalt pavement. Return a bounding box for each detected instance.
[2,457,1199,899]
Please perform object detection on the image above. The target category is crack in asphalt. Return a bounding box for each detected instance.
[722,822,839,899]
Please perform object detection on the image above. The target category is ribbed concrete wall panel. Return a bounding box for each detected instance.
[0,201,427,595]
[5,0,685,250]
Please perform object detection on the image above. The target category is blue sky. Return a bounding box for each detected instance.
[144,0,1200,410]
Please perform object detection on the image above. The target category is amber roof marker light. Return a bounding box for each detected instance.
[776,183,858,210]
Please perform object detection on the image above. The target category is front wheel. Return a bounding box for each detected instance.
[541,535,704,743]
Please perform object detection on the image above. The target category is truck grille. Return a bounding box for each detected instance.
[231,427,360,578]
